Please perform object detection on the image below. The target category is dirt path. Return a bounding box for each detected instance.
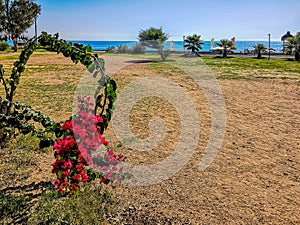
[99,56,300,224]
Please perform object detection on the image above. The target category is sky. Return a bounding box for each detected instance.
[27,0,300,41]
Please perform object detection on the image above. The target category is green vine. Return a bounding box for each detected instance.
[0,32,117,147]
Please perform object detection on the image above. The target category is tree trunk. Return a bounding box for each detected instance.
[0,101,13,147]
[13,37,18,52]
[257,51,261,59]
[295,51,300,61]
[222,50,227,58]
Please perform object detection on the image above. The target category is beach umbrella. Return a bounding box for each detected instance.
[281,31,293,41]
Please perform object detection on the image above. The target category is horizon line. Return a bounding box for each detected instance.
[67,39,282,42]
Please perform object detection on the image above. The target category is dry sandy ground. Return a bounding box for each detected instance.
[1,53,299,224]
[101,58,300,225]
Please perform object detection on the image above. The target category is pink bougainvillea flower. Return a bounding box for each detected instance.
[100,177,107,184]
[51,96,125,195]
[94,115,103,123]
[62,120,73,131]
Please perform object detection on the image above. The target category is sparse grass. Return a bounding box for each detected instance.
[0,135,42,187]
[0,191,33,224]
[0,52,85,121]
[105,52,161,60]
[28,184,114,225]
[0,134,48,224]
[201,56,300,80]
[0,51,50,60]
[148,61,184,76]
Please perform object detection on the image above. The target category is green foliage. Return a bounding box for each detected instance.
[284,32,300,61]
[130,43,146,54]
[217,39,235,58]
[107,46,116,53]
[284,37,295,55]
[0,32,117,149]
[293,32,300,61]
[0,99,61,148]
[138,26,169,49]
[184,34,203,55]
[108,43,146,54]
[252,43,267,59]
[100,78,117,132]
[0,0,41,51]
[138,26,169,61]
[0,41,9,51]
[117,44,130,54]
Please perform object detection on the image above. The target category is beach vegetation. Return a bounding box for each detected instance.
[252,43,267,59]
[293,32,300,61]
[117,44,130,54]
[284,32,300,61]
[131,42,146,54]
[109,43,146,54]
[184,34,204,56]
[0,0,41,52]
[107,46,116,53]
[284,38,294,55]
[138,26,169,61]
[217,39,235,58]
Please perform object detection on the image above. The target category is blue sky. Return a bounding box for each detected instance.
[28,0,300,41]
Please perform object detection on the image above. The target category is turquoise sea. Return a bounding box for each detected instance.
[69,40,284,53]
[7,39,284,53]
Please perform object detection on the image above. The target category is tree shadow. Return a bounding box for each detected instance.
[125,59,157,64]
[0,181,53,224]
[213,56,235,59]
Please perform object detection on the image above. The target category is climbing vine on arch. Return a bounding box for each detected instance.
[0,32,123,195]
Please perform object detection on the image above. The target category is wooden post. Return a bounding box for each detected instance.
[268,34,271,60]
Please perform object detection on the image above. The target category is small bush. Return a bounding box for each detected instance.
[117,45,129,54]
[0,42,9,51]
[107,46,116,53]
[160,49,170,61]
[131,43,146,54]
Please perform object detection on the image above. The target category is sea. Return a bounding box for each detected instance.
[68,40,284,53]
[7,40,284,53]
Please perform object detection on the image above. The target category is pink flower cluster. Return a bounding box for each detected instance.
[51,97,125,195]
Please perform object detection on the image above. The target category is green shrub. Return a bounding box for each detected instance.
[107,46,116,53]
[117,45,129,54]
[130,43,146,54]
[0,42,9,51]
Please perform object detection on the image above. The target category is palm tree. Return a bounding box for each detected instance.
[294,32,300,61]
[253,43,267,59]
[217,39,234,58]
[285,32,300,61]
[284,37,295,55]
[184,34,204,56]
